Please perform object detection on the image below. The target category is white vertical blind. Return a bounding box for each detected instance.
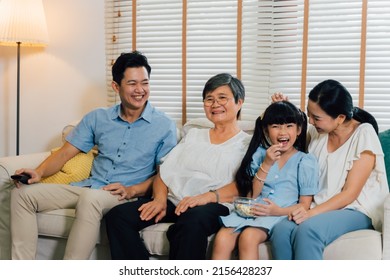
[136,1,183,121]
[365,0,390,131]
[105,0,390,131]
[241,0,272,120]
[105,0,133,104]
[306,0,363,107]
[186,0,238,119]
[241,0,304,120]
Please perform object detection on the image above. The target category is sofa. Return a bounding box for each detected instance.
[1,119,390,260]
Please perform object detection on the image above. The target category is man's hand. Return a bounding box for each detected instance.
[138,199,167,223]
[102,183,136,200]
[12,168,40,188]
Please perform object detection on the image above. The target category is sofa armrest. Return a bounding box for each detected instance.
[0,152,50,259]
[383,193,390,259]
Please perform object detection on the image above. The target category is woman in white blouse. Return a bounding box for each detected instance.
[105,73,251,259]
[270,79,389,259]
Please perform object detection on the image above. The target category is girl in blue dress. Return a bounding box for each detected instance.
[212,101,319,260]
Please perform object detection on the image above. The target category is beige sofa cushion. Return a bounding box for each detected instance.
[37,209,76,239]
[323,229,382,260]
[37,209,107,245]
[139,222,273,259]
[140,223,172,256]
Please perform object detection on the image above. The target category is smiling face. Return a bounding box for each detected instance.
[203,85,243,125]
[112,66,150,112]
[307,100,342,134]
[266,123,301,152]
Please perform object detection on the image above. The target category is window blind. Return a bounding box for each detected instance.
[105,0,390,131]
[306,0,363,108]
[186,0,238,120]
[136,1,184,121]
[105,0,133,105]
[365,0,390,130]
[240,1,305,120]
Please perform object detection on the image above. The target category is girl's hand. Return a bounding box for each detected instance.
[263,143,283,166]
[289,205,311,224]
[251,198,281,216]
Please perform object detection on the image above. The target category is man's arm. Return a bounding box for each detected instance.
[138,173,169,222]
[103,176,155,200]
[14,142,81,185]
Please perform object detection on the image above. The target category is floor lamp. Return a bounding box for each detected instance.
[0,0,49,155]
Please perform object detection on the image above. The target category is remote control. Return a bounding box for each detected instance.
[11,173,31,184]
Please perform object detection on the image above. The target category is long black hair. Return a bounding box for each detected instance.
[235,101,307,197]
[309,79,378,134]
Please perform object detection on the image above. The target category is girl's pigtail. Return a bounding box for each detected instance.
[296,109,308,152]
[236,116,264,197]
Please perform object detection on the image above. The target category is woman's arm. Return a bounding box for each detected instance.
[292,151,375,224]
[174,181,239,216]
[311,151,375,215]
[215,181,239,203]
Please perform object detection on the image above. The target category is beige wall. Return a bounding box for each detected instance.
[0,0,106,157]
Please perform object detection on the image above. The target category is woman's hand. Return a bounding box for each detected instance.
[138,199,167,223]
[289,205,311,224]
[251,198,282,216]
[271,92,288,103]
[175,193,212,215]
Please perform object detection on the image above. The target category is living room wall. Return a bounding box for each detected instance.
[0,0,106,157]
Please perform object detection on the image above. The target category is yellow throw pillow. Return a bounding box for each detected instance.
[40,148,95,185]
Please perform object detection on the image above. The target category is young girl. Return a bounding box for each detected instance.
[212,101,319,260]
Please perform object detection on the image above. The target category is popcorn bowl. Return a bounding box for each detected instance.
[233,196,256,218]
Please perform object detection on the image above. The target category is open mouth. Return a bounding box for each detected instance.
[132,94,144,101]
[278,138,289,147]
[211,110,225,115]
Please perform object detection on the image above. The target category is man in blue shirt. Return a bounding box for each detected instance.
[10,51,177,259]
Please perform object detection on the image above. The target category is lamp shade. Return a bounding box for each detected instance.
[0,0,49,46]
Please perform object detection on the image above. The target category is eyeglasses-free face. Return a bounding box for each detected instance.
[203,96,231,107]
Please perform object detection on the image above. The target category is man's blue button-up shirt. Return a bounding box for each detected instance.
[66,102,177,189]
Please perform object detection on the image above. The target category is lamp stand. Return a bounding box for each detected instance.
[0,0,49,156]
[16,42,21,155]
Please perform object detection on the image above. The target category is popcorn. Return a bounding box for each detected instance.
[235,203,253,217]
[234,197,255,218]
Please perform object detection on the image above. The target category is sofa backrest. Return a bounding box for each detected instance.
[379,129,390,190]
[62,119,389,190]
[181,118,255,139]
